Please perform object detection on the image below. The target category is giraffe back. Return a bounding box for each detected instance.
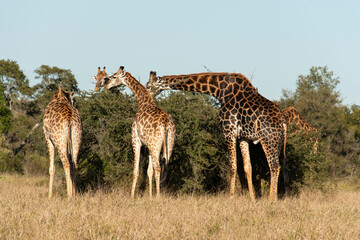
[43,87,82,148]
[148,71,285,140]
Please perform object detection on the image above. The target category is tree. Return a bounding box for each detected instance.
[75,89,137,189]
[155,92,228,193]
[0,59,32,111]
[280,66,360,186]
[32,65,79,110]
[0,83,12,134]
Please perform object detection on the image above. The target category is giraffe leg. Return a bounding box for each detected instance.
[269,161,280,201]
[225,135,237,197]
[161,125,176,185]
[46,136,55,199]
[147,155,153,198]
[131,124,141,198]
[70,124,81,197]
[151,149,161,198]
[239,140,255,200]
[166,125,176,163]
[59,150,73,198]
[261,141,281,201]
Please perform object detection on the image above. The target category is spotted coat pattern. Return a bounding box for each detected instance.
[43,87,82,198]
[147,72,286,201]
[94,66,176,198]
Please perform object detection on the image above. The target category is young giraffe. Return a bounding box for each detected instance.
[282,106,318,154]
[43,86,82,198]
[281,106,318,191]
[147,71,286,201]
[94,66,176,198]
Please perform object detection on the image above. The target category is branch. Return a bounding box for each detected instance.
[13,122,41,155]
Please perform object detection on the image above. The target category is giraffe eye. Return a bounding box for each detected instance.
[103,77,110,85]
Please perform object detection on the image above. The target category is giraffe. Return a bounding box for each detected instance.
[94,66,176,198]
[93,67,109,91]
[43,86,82,198]
[146,71,286,201]
[282,106,318,151]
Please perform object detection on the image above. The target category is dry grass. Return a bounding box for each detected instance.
[1,174,359,240]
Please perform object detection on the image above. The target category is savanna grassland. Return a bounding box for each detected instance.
[1,174,359,240]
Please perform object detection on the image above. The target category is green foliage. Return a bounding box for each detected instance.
[343,105,360,140]
[155,92,228,194]
[33,65,79,111]
[1,62,359,196]
[280,66,360,187]
[0,59,32,99]
[75,90,229,194]
[33,65,79,92]
[0,64,80,176]
[0,83,12,133]
[0,59,33,113]
[76,89,136,190]
[0,152,23,173]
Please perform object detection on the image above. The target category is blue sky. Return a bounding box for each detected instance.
[1,0,359,105]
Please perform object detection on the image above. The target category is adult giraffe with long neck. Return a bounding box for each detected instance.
[147,71,286,201]
[94,66,176,198]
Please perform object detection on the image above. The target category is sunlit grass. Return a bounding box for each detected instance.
[1,174,359,239]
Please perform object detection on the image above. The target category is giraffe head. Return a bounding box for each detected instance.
[145,71,171,96]
[146,71,189,96]
[145,71,161,96]
[93,67,109,91]
[63,90,75,105]
[104,66,127,90]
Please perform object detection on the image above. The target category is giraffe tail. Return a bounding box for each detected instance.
[67,122,78,196]
[282,122,290,192]
[67,123,75,164]
[164,127,170,166]
[283,123,287,160]
[161,127,170,184]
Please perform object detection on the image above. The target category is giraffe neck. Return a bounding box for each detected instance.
[51,89,70,104]
[159,72,254,104]
[125,73,155,107]
[283,107,317,133]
